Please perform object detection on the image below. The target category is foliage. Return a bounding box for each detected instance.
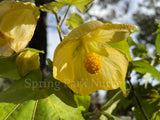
[0,0,160,120]
[65,13,84,30]
[0,71,84,120]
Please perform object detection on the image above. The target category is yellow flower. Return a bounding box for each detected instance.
[53,21,137,95]
[16,50,40,77]
[0,1,39,57]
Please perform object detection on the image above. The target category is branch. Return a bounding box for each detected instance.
[128,76,149,120]
[52,11,63,41]
[53,5,70,42]
[60,5,71,27]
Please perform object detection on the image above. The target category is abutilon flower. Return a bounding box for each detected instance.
[53,21,137,95]
[0,1,39,56]
[16,50,40,77]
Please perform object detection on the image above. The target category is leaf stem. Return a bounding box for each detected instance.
[128,76,149,120]
[60,5,71,27]
[52,11,63,41]
[54,11,60,24]
[53,5,70,42]
[57,25,63,42]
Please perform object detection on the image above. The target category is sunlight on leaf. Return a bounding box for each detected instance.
[74,94,90,111]
[23,48,44,54]
[101,91,123,113]
[40,2,67,13]
[100,112,122,120]
[66,13,84,30]
[151,110,160,120]
[132,60,160,81]
[56,0,94,12]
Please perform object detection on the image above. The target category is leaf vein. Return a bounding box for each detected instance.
[31,100,38,120]
[3,104,20,120]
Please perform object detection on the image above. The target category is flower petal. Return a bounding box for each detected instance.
[0,1,39,53]
[108,39,132,61]
[0,1,11,16]
[98,47,128,89]
[53,21,135,95]
[64,21,104,41]
[16,50,40,77]
[67,51,104,95]
[67,43,128,95]
[90,23,137,43]
[0,39,13,56]
[53,40,80,84]
[0,31,13,56]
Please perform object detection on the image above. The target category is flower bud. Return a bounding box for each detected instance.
[16,50,40,77]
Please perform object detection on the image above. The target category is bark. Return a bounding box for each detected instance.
[29,0,54,71]
[29,11,47,71]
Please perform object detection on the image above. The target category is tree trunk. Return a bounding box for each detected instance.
[29,0,47,72]
[29,0,55,73]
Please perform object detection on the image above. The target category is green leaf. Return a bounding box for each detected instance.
[131,86,160,120]
[101,91,123,113]
[132,60,160,80]
[156,33,160,55]
[135,29,143,34]
[23,48,44,54]
[0,55,20,79]
[0,70,84,120]
[119,81,126,97]
[66,13,84,30]
[127,36,137,46]
[47,58,53,67]
[132,44,147,58]
[100,112,122,120]
[74,94,90,111]
[151,111,160,120]
[57,0,94,12]
[108,39,132,61]
[40,2,67,13]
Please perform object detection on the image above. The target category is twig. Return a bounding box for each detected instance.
[53,5,70,42]
[52,11,63,41]
[57,25,63,41]
[60,5,71,27]
[128,76,149,120]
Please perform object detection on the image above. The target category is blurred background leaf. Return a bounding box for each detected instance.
[0,55,20,80]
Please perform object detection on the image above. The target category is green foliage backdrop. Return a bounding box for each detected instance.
[0,0,160,120]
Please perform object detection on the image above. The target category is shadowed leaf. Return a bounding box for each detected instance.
[0,70,84,120]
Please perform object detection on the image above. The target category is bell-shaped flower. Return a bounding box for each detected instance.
[53,21,137,95]
[0,1,39,56]
[16,50,40,77]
